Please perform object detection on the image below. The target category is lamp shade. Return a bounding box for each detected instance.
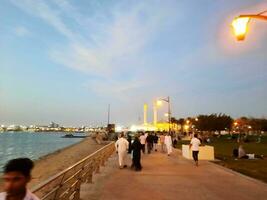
[232,17,250,41]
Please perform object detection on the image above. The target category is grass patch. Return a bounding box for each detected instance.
[176,134,267,183]
[215,159,267,183]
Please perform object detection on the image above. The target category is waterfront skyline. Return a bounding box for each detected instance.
[1,0,267,126]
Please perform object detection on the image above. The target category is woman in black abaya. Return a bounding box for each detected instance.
[131,135,142,171]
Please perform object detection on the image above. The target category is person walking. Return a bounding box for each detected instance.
[146,133,154,154]
[189,133,201,166]
[164,133,173,156]
[160,133,165,152]
[131,135,142,171]
[115,133,129,169]
[139,132,146,154]
[127,134,132,154]
[153,133,159,151]
[0,158,40,200]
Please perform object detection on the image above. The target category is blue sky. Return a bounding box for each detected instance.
[1,0,267,126]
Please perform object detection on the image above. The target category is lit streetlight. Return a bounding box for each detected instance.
[231,10,267,41]
[156,100,163,106]
[157,96,171,134]
[153,100,162,126]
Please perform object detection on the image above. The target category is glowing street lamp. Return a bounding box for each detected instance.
[153,99,164,126]
[231,10,267,41]
[157,97,171,134]
[232,17,250,41]
[156,100,163,107]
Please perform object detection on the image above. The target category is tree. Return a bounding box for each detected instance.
[177,118,185,133]
[195,114,233,135]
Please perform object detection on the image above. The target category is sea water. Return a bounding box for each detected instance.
[0,132,83,170]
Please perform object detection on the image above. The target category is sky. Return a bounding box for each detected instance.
[0,0,267,126]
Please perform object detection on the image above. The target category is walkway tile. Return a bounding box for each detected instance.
[81,150,267,200]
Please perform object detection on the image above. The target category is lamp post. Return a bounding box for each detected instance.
[157,96,171,135]
[232,10,267,41]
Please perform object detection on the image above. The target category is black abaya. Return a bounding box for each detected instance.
[131,138,142,171]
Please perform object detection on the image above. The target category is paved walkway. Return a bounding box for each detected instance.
[80,149,267,200]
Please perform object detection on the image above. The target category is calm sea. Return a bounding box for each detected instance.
[0,132,84,170]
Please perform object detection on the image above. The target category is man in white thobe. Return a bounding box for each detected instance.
[164,133,173,156]
[115,133,129,169]
[160,133,165,152]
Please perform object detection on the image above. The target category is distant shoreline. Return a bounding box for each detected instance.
[0,131,89,134]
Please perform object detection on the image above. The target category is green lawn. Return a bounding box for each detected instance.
[176,134,267,183]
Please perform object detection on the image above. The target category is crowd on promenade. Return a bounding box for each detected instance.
[115,131,173,171]
[115,131,202,171]
[0,131,201,200]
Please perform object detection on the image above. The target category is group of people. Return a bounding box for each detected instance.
[0,132,202,200]
[138,132,173,155]
[233,144,263,160]
[115,133,142,171]
[115,131,184,171]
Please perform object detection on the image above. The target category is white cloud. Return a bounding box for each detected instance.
[10,0,75,40]
[49,1,178,76]
[10,0,181,99]
[14,26,31,37]
[11,0,179,75]
[86,79,147,96]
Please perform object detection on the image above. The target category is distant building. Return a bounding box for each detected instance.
[7,125,21,131]
[49,122,59,128]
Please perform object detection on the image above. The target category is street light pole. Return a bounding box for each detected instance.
[232,10,267,41]
[239,14,267,21]
[107,104,110,125]
[158,96,171,135]
[167,96,171,135]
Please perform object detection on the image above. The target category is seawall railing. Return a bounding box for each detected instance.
[32,142,115,200]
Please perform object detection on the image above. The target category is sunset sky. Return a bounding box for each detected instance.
[1,0,267,126]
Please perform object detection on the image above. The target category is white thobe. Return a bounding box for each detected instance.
[115,138,129,166]
[164,135,173,155]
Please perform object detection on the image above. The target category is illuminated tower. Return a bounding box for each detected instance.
[153,102,157,126]
[143,104,148,125]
